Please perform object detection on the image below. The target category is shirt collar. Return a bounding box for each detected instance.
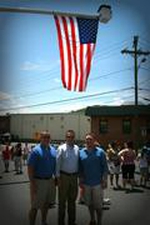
[40,144,50,151]
[84,147,97,154]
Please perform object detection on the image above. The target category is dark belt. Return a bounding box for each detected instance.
[35,176,52,180]
[60,170,78,176]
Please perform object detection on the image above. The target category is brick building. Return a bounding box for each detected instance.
[85,105,150,148]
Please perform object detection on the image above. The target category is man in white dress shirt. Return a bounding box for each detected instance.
[56,130,79,225]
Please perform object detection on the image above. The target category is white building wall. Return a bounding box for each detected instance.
[10,114,23,137]
[10,113,90,141]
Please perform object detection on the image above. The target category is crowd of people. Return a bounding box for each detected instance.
[0,131,150,225]
[106,140,150,190]
[0,142,31,177]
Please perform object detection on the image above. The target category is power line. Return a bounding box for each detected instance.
[140,96,150,102]
[139,78,150,86]
[140,67,150,72]
[8,40,130,86]
[17,49,129,88]
[5,50,124,90]
[141,37,150,47]
[0,87,133,112]
[94,40,130,60]
[102,94,134,105]
[94,51,119,62]
[139,41,150,49]
[90,67,131,81]
[121,35,150,105]
[1,68,132,100]
[95,37,131,53]
[139,88,150,92]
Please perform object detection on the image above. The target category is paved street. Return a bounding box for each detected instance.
[0,161,150,225]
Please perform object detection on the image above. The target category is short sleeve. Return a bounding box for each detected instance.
[27,150,37,167]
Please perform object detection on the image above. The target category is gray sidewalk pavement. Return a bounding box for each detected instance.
[0,161,150,225]
[0,161,29,185]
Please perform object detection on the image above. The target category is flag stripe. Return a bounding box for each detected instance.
[54,16,66,88]
[84,44,94,90]
[75,26,81,91]
[79,44,84,91]
[59,17,69,87]
[68,17,75,91]
[70,17,79,91]
[62,17,72,90]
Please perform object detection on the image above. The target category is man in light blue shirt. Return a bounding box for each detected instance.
[79,133,108,225]
[56,130,79,225]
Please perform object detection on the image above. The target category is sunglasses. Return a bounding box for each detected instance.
[66,135,74,138]
[42,136,50,139]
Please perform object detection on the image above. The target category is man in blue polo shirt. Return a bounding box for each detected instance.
[79,133,108,225]
[27,131,56,225]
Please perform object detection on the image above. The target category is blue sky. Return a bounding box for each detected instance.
[0,0,150,114]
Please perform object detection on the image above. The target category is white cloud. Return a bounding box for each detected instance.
[20,60,60,72]
[0,91,11,100]
[0,92,31,115]
[109,97,125,106]
[54,78,61,83]
[15,107,32,114]
[20,61,41,71]
[61,103,85,112]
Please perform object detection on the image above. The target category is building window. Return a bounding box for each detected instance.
[40,116,44,121]
[32,124,36,129]
[99,119,108,134]
[122,119,131,134]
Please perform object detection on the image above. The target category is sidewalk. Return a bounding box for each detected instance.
[0,160,29,185]
[0,160,150,225]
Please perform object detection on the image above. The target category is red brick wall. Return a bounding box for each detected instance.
[90,115,150,148]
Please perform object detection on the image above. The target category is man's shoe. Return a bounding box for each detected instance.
[41,222,48,225]
[49,203,56,208]
[89,221,96,225]
[78,199,85,204]
[68,223,77,225]
[103,198,111,205]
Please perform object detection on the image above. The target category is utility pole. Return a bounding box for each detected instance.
[121,36,150,105]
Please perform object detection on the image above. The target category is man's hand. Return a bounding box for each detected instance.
[101,179,108,189]
[79,177,84,187]
[55,177,61,187]
[30,180,37,193]
[29,180,37,203]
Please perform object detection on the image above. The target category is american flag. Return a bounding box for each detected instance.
[54,15,99,92]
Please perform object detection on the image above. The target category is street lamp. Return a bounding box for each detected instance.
[97,4,112,23]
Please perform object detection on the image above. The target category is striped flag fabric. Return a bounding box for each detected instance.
[54,15,99,92]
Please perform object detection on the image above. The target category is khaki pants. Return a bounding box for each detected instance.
[31,178,56,209]
[58,173,78,225]
[84,184,104,210]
